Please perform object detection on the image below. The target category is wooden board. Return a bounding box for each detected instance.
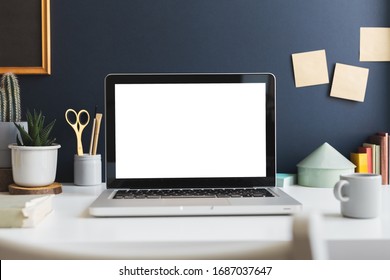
[8,182,62,195]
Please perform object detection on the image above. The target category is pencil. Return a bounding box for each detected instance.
[89,119,96,155]
[92,113,102,155]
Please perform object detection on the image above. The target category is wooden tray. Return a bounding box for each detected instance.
[8,182,62,195]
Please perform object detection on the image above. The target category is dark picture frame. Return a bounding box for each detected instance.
[0,0,51,75]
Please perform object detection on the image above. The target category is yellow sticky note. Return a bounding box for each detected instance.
[291,49,329,87]
[360,27,390,61]
[330,63,369,102]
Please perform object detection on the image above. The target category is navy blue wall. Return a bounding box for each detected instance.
[18,0,390,182]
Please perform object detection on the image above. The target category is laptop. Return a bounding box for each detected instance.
[89,73,301,216]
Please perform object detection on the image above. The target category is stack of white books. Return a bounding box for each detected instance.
[0,194,53,228]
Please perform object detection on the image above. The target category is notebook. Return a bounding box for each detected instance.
[89,73,301,216]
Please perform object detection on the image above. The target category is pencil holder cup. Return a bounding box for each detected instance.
[74,154,102,186]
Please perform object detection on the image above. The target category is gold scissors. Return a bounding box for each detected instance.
[65,109,90,156]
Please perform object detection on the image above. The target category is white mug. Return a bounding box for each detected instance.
[334,173,381,219]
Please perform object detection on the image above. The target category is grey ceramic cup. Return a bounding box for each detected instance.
[334,173,381,219]
[74,154,102,186]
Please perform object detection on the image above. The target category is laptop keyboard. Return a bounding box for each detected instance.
[113,188,274,199]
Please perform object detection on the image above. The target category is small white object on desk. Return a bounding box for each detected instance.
[276,173,296,187]
[0,194,53,228]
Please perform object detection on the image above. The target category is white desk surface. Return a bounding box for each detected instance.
[1,184,390,259]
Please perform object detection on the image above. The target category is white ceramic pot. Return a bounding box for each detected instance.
[8,143,61,187]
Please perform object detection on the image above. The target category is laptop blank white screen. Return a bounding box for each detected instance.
[115,83,266,179]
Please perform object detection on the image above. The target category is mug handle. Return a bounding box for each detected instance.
[334,180,350,202]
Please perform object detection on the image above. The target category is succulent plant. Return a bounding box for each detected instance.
[0,73,21,122]
[14,110,56,146]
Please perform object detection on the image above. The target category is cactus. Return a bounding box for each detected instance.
[0,73,21,122]
[0,87,6,122]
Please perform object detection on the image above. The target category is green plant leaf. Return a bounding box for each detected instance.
[16,134,22,146]
[40,119,56,145]
[14,122,32,146]
[15,109,56,146]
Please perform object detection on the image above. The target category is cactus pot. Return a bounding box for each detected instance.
[8,143,61,187]
[0,122,27,168]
